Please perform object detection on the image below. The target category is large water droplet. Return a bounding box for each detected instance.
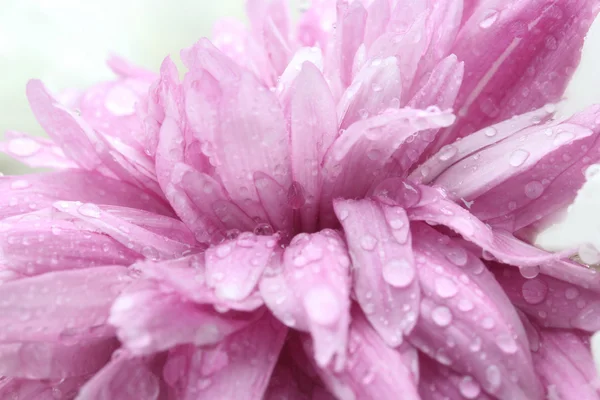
[438,144,458,161]
[458,298,474,312]
[522,278,548,304]
[360,235,377,251]
[382,259,415,288]
[435,277,458,298]
[553,130,575,146]
[446,248,468,266]
[215,244,232,258]
[565,287,580,300]
[585,164,600,181]
[141,246,159,261]
[481,316,495,330]
[78,203,101,218]
[485,365,502,389]
[304,287,340,325]
[459,376,481,399]
[509,149,529,167]
[479,9,499,29]
[496,334,518,354]
[8,137,42,157]
[520,265,540,279]
[524,181,544,199]
[431,306,452,327]
[483,127,497,137]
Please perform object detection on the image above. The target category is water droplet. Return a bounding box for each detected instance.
[431,306,452,327]
[496,334,518,353]
[10,180,31,190]
[565,287,580,300]
[479,9,499,29]
[446,248,468,266]
[303,287,340,325]
[338,209,349,221]
[360,235,377,251]
[459,376,481,399]
[522,278,548,304]
[554,130,575,146]
[78,203,101,218]
[382,259,415,288]
[520,265,540,279]
[469,336,482,352]
[486,365,501,389]
[483,126,497,137]
[254,223,274,236]
[8,137,42,157]
[524,181,544,199]
[481,316,495,330]
[458,298,474,312]
[585,164,600,180]
[216,244,232,258]
[366,149,382,160]
[435,277,458,298]
[141,246,159,261]
[371,83,383,92]
[508,201,517,211]
[509,149,529,167]
[438,144,458,161]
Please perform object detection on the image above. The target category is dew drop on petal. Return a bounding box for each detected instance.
[481,316,495,330]
[485,365,502,390]
[360,235,377,251]
[522,278,548,304]
[458,298,474,312]
[585,164,600,181]
[303,287,340,325]
[496,334,518,354]
[431,306,452,327]
[553,130,575,146]
[520,265,540,279]
[483,127,497,137]
[565,287,580,300]
[215,244,232,258]
[438,145,458,161]
[446,248,468,266]
[479,9,499,29]
[459,376,481,399]
[509,149,529,167]
[469,336,482,352]
[8,137,42,157]
[382,259,415,288]
[435,277,458,298]
[78,203,101,218]
[523,181,544,199]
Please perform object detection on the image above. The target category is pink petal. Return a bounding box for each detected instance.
[205,232,279,302]
[170,313,287,400]
[0,131,77,169]
[337,56,403,130]
[448,0,600,138]
[531,327,600,399]
[254,172,293,233]
[0,210,141,275]
[334,198,419,346]
[287,62,337,232]
[76,353,163,400]
[0,338,117,379]
[260,230,351,369]
[409,224,542,400]
[296,0,337,49]
[301,309,420,400]
[106,54,157,81]
[419,354,493,400]
[491,263,600,332]
[0,266,131,342]
[0,376,87,400]
[408,54,464,111]
[56,202,196,261]
[109,279,263,355]
[0,170,172,220]
[277,47,324,103]
[319,108,455,228]
[363,0,391,49]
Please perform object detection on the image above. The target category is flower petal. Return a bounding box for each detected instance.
[491,263,600,332]
[409,223,542,400]
[0,266,131,342]
[447,0,600,138]
[363,0,391,49]
[532,327,600,399]
[319,108,455,228]
[0,376,87,400]
[287,61,337,232]
[76,353,163,400]
[334,198,419,346]
[0,131,77,169]
[301,309,420,400]
[260,230,351,369]
[0,338,118,379]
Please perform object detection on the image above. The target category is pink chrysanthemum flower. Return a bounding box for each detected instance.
[3,0,600,399]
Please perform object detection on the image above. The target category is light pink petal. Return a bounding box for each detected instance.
[404,183,566,266]
[109,279,263,355]
[0,170,172,220]
[205,232,279,302]
[0,376,87,400]
[0,338,117,379]
[409,223,542,400]
[76,354,162,400]
[531,328,600,399]
[287,62,337,232]
[319,108,455,228]
[412,106,555,184]
[491,264,600,332]
[277,47,324,103]
[260,230,351,369]
[326,0,367,95]
[301,309,420,400]
[334,198,419,346]
[408,54,464,111]
[337,56,403,130]
[0,266,131,342]
[0,131,77,169]
[27,80,162,195]
[431,106,600,232]
[363,0,391,49]
[246,0,290,40]
[173,313,287,400]
[56,202,196,261]
[181,38,243,83]
[254,172,292,233]
[263,18,294,76]
[0,210,140,275]
[106,54,157,81]
[448,0,600,138]
[296,0,337,49]
[419,354,494,400]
